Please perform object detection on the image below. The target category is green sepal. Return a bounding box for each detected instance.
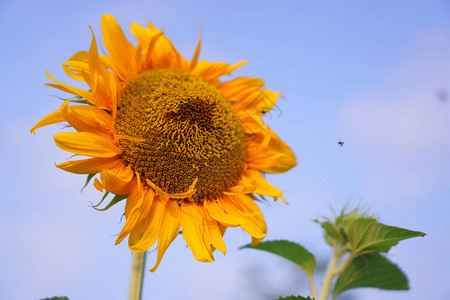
[81,174,96,192]
[332,253,409,299]
[91,191,110,209]
[248,193,269,203]
[241,240,316,276]
[93,193,127,211]
[68,99,91,105]
[52,94,91,105]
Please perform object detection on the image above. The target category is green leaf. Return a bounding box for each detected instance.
[333,253,408,299]
[320,221,340,246]
[274,295,313,300]
[40,297,69,300]
[346,218,425,254]
[241,240,316,276]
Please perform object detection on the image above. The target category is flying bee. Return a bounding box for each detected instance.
[338,139,344,147]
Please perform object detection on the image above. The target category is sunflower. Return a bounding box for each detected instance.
[31,15,296,271]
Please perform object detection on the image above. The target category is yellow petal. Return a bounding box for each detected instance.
[220,194,265,240]
[204,198,246,227]
[45,71,92,102]
[129,198,164,251]
[123,177,149,218]
[192,60,247,83]
[262,130,297,173]
[201,206,226,255]
[30,109,65,134]
[245,128,296,173]
[127,188,155,246]
[54,132,120,157]
[228,193,266,234]
[62,51,89,82]
[150,200,180,272]
[223,184,257,195]
[117,185,154,245]
[99,166,134,195]
[56,156,121,174]
[116,186,143,243]
[240,169,285,202]
[60,101,114,135]
[180,202,214,262]
[188,24,202,72]
[236,111,267,135]
[94,178,104,191]
[233,89,280,114]
[101,15,136,80]
[219,77,264,101]
[88,26,102,77]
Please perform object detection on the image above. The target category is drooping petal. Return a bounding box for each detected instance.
[54,132,120,157]
[56,156,121,174]
[180,202,214,262]
[30,110,65,134]
[150,200,181,272]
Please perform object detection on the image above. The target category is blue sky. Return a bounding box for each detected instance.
[1,1,449,299]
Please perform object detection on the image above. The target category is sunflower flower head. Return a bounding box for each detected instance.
[32,15,296,272]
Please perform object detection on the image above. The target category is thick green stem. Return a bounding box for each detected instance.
[128,251,146,300]
[318,248,341,300]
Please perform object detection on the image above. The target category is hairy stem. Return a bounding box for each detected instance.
[128,251,146,300]
[332,253,355,276]
[318,247,342,300]
[307,273,317,300]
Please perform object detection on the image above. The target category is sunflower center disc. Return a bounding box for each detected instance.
[115,69,246,201]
